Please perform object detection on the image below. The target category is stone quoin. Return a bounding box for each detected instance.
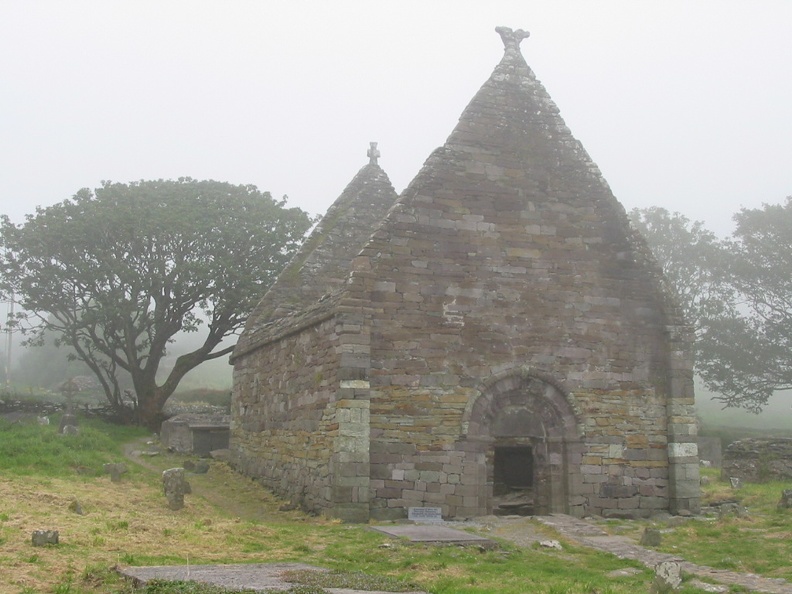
[229,27,700,522]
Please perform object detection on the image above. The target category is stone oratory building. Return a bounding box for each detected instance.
[229,28,700,522]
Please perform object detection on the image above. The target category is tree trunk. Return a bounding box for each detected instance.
[137,386,170,430]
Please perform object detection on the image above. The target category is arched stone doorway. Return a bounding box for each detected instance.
[464,369,583,516]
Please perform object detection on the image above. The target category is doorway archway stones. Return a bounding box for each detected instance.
[463,367,585,516]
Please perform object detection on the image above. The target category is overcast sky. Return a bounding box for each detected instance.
[2,1,791,237]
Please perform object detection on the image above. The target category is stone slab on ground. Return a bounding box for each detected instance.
[119,562,427,593]
[371,524,494,547]
[121,563,319,591]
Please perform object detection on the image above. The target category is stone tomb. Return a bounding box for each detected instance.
[229,27,700,522]
[160,413,230,456]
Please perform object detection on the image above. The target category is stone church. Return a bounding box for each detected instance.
[229,28,700,522]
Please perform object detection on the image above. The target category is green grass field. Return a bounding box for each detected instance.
[0,416,790,593]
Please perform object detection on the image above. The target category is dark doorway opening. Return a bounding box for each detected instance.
[493,445,534,515]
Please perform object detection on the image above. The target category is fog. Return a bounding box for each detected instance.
[2,2,791,236]
[2,2,791,424]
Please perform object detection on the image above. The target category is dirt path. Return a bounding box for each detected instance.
[123,437,293,523]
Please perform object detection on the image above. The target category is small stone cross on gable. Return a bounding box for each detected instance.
[367,142,380,165]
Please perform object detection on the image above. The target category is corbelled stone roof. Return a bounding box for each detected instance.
[233,26,678,363]
[357,26,663,293]
[343,26,678,357]
[233,160,397,360]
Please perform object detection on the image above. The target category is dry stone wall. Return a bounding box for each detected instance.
[722,438,792,483]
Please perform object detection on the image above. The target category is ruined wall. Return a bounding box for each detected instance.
[722,438,792,483]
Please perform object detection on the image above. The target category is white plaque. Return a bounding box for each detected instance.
[408,506,443,522]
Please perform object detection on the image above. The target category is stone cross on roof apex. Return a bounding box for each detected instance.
[495,26,530,55]
[367,142,380,165]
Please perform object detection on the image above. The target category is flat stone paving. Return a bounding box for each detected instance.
[121,563,320,591]
[120,562,427,593]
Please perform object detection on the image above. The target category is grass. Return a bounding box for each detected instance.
[0,419,790,593]
[652,469,792,581]
[0,415,148,477]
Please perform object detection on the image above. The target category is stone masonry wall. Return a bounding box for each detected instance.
[236,164,396,358]
[231,315,341,514]
[344,34,699,517]
[574,390,671,517]
[345,40,701,516]
[348,146,686,518]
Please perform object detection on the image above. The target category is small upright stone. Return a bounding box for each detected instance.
[162,467,188,510]
[32,530,59,547]
[729,476,742,489]
[68,499,84,515]
[103,462,128,483]
[777,489,792,510]
[192,460,210,474]
[59,413,79,434]
[640,527,662,547]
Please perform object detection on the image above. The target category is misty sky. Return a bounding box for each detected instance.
[2,1,791,237]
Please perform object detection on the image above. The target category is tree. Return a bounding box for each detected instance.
[695,197,792,412]
[0,179,313,427]
[628,207,724,337]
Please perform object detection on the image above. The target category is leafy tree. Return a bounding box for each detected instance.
[0,179,312,427]
[629,207,724,336]
[696,197,792,412]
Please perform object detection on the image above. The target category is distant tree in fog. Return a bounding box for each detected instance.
[629,206,723,336]
[631,200,792,412]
